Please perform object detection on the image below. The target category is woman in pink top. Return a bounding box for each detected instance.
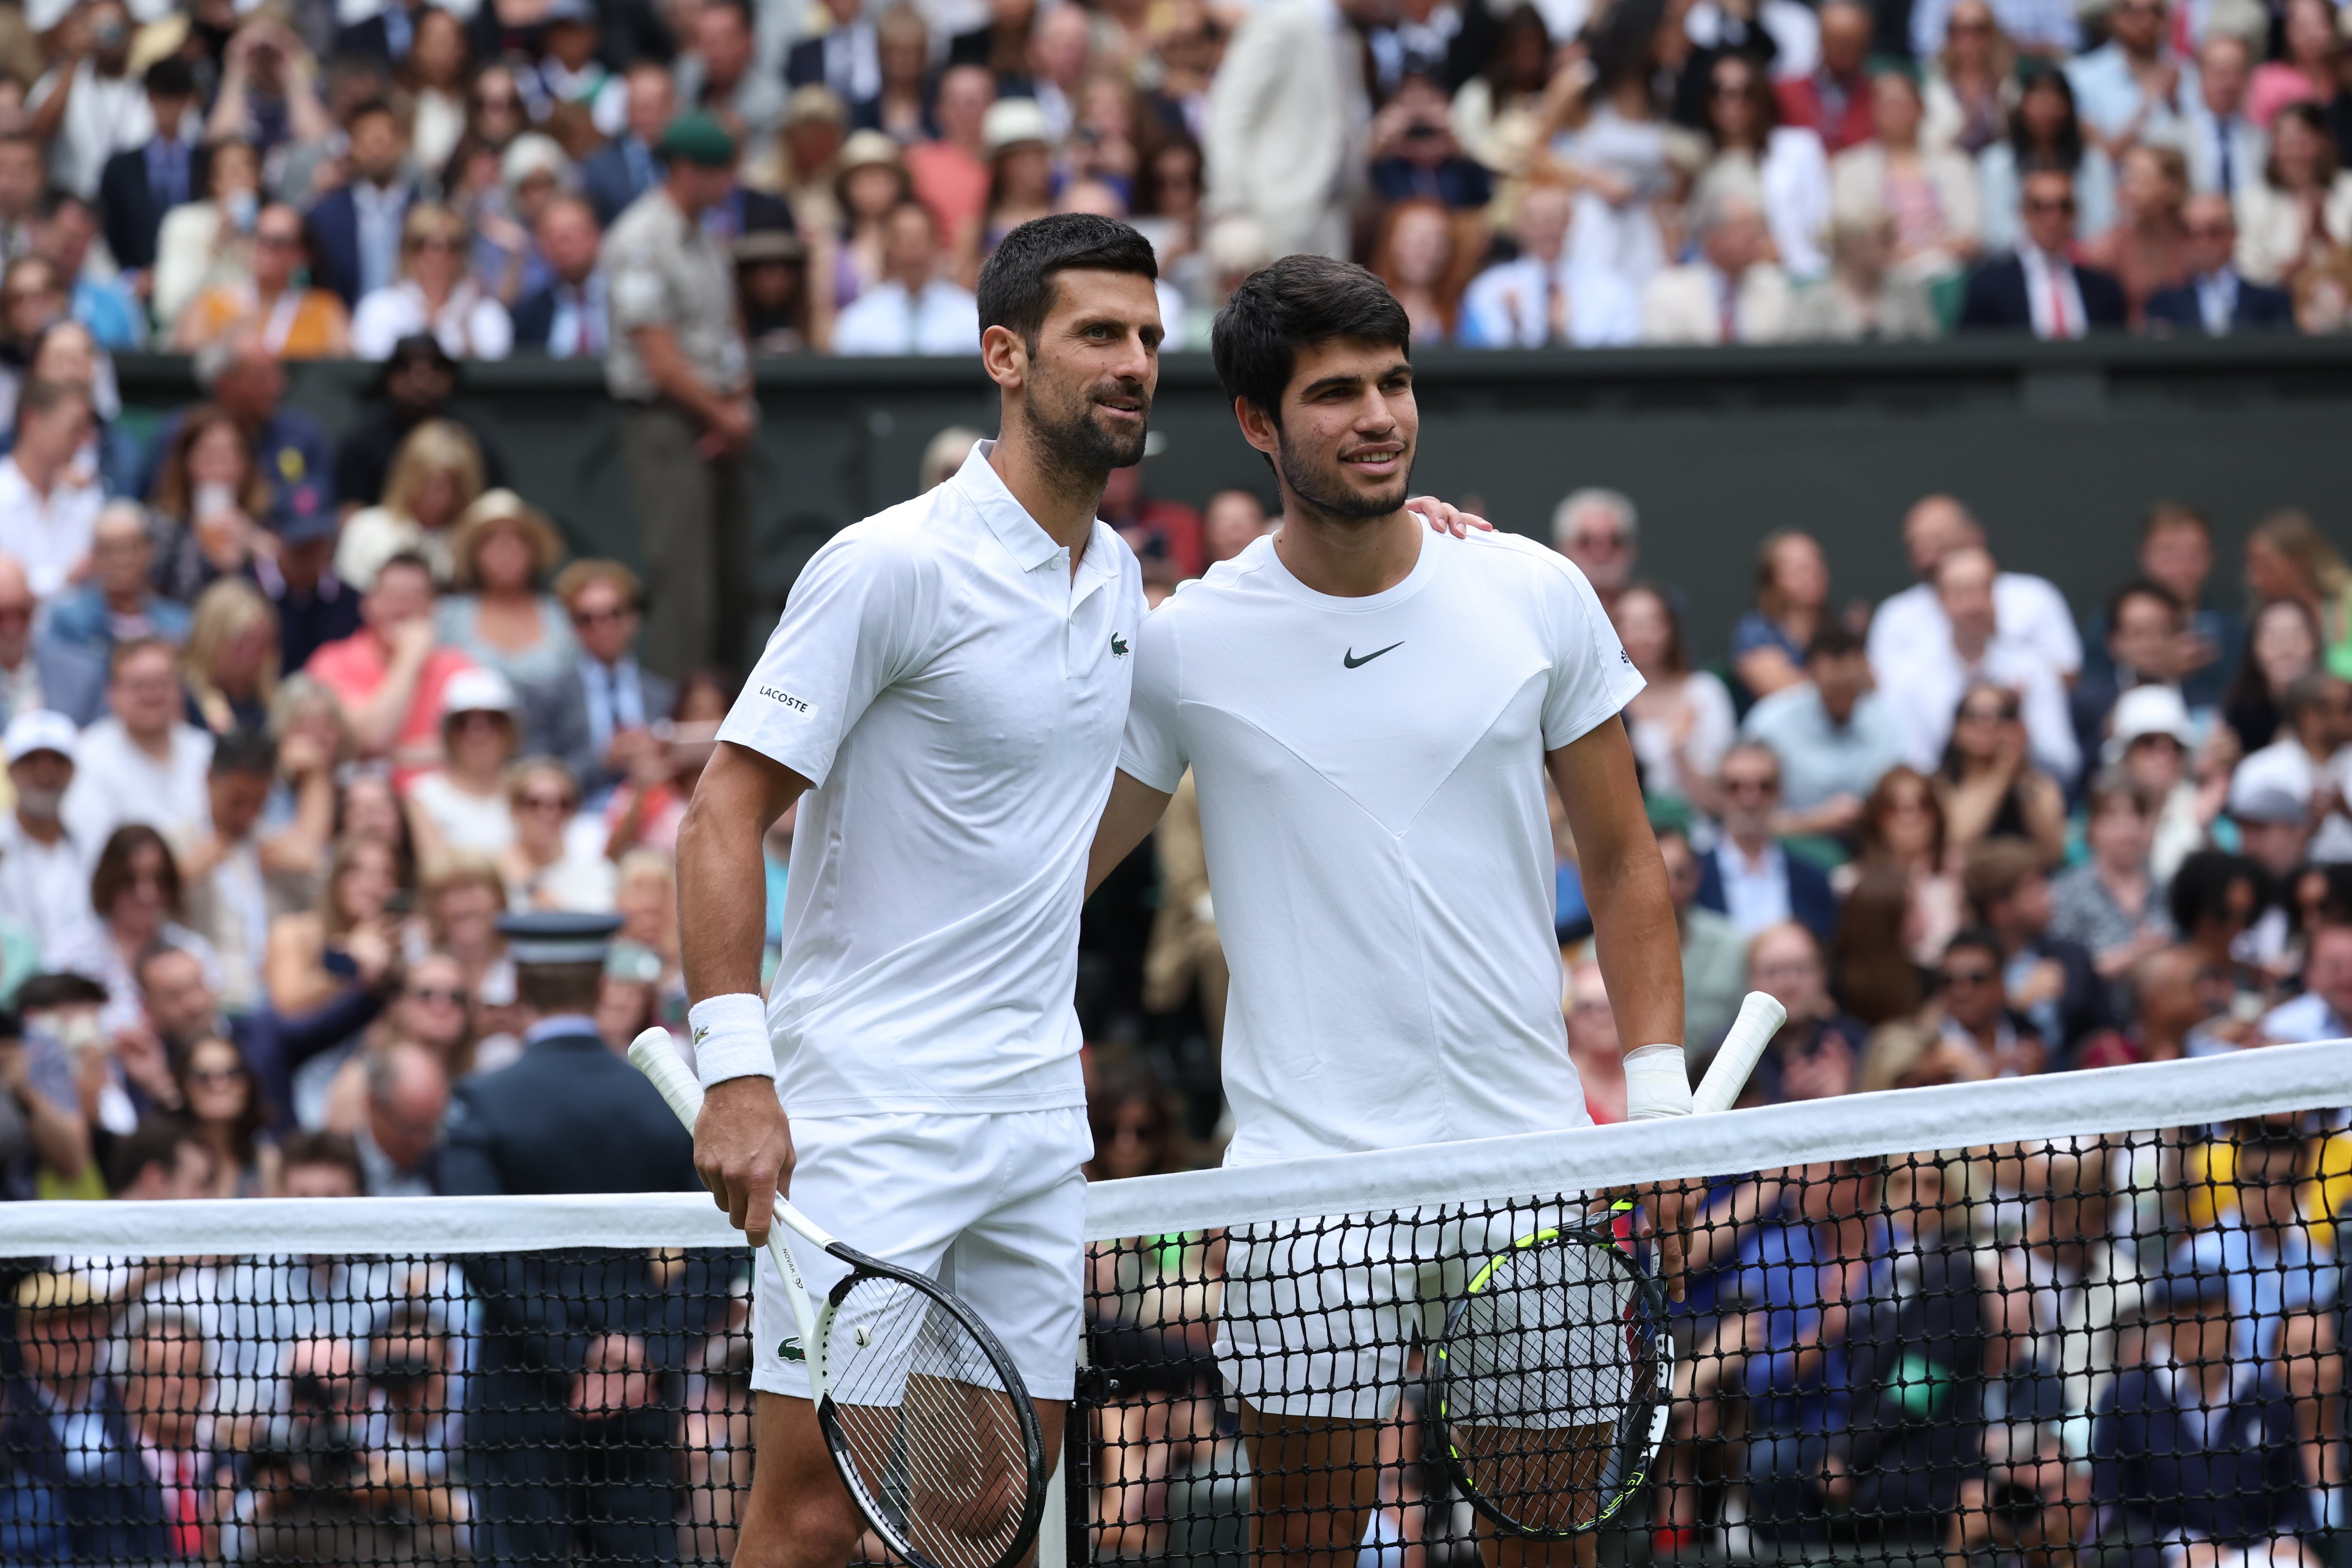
[2248,0,2337,127]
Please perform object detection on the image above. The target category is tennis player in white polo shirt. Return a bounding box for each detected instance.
[1087,255,1690,1567]
[676,218,1483,1568]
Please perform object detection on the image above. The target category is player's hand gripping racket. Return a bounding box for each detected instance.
[1427,991,1786,1538]
[629,1031,1049,1568]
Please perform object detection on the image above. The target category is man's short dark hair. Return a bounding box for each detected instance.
[16,377,88,432]
[346,96,398,133]
[2106,577,2183,630]
[279,1129,366,1190]
[516,959,604,1016]
[1211,254,1411,421]
[1804,624,1866,662]
[2282,669,2346,729]
[976,213,1157,348]
[16,973,108,1012]
[1939,926,2004,972]
[210,727,278,779]
[106,1114,204,1194]
[144,57,196,99]
[374,550,435,588]
[35,186,90,222]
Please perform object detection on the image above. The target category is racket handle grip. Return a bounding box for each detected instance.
[1692,991,1787,1115]
[629,1028,707,1130]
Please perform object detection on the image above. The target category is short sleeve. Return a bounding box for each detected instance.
[606,229,670,335]
[716,527,938,787]
[1116,598,1187,793]
[1539,556,1646,750]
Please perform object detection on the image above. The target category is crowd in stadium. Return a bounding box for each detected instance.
[0,0,2335,352]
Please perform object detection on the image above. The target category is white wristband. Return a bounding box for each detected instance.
[688,994,775,1090]
[1622,1043,1694,1122]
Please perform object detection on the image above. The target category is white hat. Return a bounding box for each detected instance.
[2101,685,2196,766]
[982,96,1053,156]
[3,709,78,765]
[441,668,519,719]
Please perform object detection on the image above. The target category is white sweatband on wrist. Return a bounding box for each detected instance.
[1621,1043,1694,1122]
[688,994,775,1090]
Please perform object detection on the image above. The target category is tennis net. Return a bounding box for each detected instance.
[0,1041,2344,1568]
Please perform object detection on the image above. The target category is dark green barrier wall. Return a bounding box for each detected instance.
[119,336,2352,671]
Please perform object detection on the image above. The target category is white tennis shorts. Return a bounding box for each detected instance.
[1216,1202,1629,1422]
[750,1106,1091,1404]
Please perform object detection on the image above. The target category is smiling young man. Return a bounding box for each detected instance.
[1086,254,1687,1566]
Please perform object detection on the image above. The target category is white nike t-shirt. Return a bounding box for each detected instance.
[1119,529,1644,1166]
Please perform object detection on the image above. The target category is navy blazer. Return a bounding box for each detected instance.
[437,1026,697,1200]
[580,138,659,227]
[22,636,108,726]
[96,143,204,274]
[1958,253,2128,333]
[0,1378,173,1564]
[520,659,677,796]
[304,182,415,308]
[2143,274,2296,334]
[1693,841,1840,944]
[2092,1365,2309,1547]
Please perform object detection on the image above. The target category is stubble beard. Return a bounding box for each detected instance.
[1277,434,1411,524]
[1022,375,1150,485]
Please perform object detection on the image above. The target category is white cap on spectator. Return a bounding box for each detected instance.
[501,133,573,193]
[3,709,78,765]
[442,668,520,719]
[983,97,1053,155]
[2102,685,2196,765]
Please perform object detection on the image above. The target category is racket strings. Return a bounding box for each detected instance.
[825,1274,1032,1568]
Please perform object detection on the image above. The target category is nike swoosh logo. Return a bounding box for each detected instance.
[1343,641,1404,669]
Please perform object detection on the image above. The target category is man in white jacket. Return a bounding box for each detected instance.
[1203,0,1389,261]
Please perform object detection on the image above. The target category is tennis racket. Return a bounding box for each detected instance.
[1425,990,1785,1537]
[629,1031,1050,1568]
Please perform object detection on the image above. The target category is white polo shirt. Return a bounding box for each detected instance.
[717,441,1144,1117]
[1119,528,1643,1166]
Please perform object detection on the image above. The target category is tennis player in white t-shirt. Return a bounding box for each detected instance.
[1087,255,1692,1568]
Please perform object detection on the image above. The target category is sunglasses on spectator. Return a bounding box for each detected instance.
[1941,965,1996,986]
[1569,530,1626,550]
[407,985,469,1006]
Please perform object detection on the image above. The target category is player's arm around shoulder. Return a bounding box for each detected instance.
[1088,595,1182,896]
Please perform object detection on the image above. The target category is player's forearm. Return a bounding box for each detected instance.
[1085,771,1174,897]
[677,788,775,1003]
[1585,855,1684,1051]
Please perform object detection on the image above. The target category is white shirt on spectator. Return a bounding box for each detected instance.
[1457,255,1641,347]
[0,456,103,600]
[350,181,413,301]
[2066,43,2194,146]
[351,279,514,362]
[1739,683,1910,810]
[714,440,1143,1114]
[61,717,216,853]
[1119,528,1642,1165]
[1625,670,1735,803]
[2231,737,2352,862]
[1874,627,2081,782]
[1713,839,1793,935]
[1909,0,2077,59]
[0,813,95,964]
[406,772,516,857]
[27,60,154,199]
[1867,570,2082,688]
[2019,239,2090,341]
[830,278,981,357]
[2257,989,2349,1046]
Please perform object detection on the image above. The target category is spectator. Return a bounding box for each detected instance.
[1564,956,1627,1122]
[754,84,854,238]
[181,577,285,736]
[908,63,995,248]
[1658,821,1748,1058]
[789,0,882,113]
[29,194,135,353]
[1829,69,1983,285]
[277,1125,365,1196]
[434,489,576,691]
[94,58,198,278]
[676,0,787,146]
[173,1032,271,1195]
[736,228,818,353]
[581,62,673,226]
[406,667,523,861]
[187,329,332,517]
[2069,576,2190,762]
[2247,0,2338,131]
[1201,488,1269,567]
[112,1300,222,1556]
[1743,921,1869,1101]
[1939,678,2070,863]
[833,199,982,354]
[1696,51,1832,281]
[1695,740,1841,940]
[1368,197,1470,344]
[1884,545,2081,785]
[2052,769,2172,1004]
[1830,864,1927,1024]
[1961,165,2128,334]
[1865,925,2041,1086]
[1550,486,1638,616]
[511,196,605,356]
[1368,75,1492,211]
[2067,0,2193,149]
[501,758,611,911]
[1978,65,2117,254]
[0,709,91,961]
[0,377,97,599]
[2078,141,2192,323]
[520,559,674,804]
[54,827,220,1046]
[27,0,153,200]
[1731,528,1832,698]
[444,65,530,219]
[606,112,756,678]
[151,139,262,333]
[832,129,914,308]
[2,1270,173,1559]
[1918,0,2010,156]
[2244,508,2352,680]
[140,938,388,1136]
[1964,834,2107,1056]
[395,7,473,173]
[0,135,37,268]
[1202,0,1378,261]
[2225,598,2324,754]
[1457,179,1640,348]
[2169,846,2266,1001]
[1640,181,1795,343]
[337,417,485,591]
[1613,581,1734,807]
[2229,670,2352,862]
[172,201,352,356]
[61,639,216,851]
[2106,685,2215,884]
[524,0,625,136]
[2087,502,2238,713]
[1850,764,1965,963]
[1774,0,1876,152]
[307,552,475,775]
[0,553,99,725]
[471,132,572,309]
[356,1037,447,1196]
[2258,916,2352,1042]
[1740,624,1909,840]
[2145,191,2296,333]
[40,502,190,664]
[177,726,320,1012]
[2177,32,2263,199]
[352,203,514,362]
[264,833,400,1016]
[1785,207,1942,340]
[2233,103,2352,288]
[259,499,361,680]
[199,15,334,161]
